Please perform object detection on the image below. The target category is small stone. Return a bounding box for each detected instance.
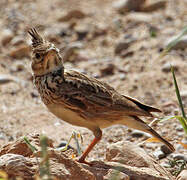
[11,36,25,46]
[92,26,107,38]
[153,150,166,159]
[177,170,187,180]
[126,12,152,23]
[58,10,86,22]
[0,75,15,85]
[75,25,89,41]
[119,73,126,80]
[160,145,173,155]
[176,125,184,132]
[164,35,187,50]
[57,141,74,151]
[180,91,187,99]
[142,0,167,12]
[161,62,178,73]
[113,0,146,14]
[121,51,134,58]
[63,42,83,62]
[10,44,30,59]
[1,29,13,46]
[30,91,39,98]
[10,61,25,72]
[100,64,116,77]
[172,154,187,162]
[131,130,151,138]
[115,41,130,55]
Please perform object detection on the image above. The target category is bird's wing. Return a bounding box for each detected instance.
[57,70,159,118]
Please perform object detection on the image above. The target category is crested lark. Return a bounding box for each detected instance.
[28,28,174,164]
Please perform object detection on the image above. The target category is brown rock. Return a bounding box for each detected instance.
[9,44,30,59]
[177,170,187,180]
[0,134,53,157]
[113,0,146,14]
[115,41,130,55]
[104,141,173,179]
[1,30,13,46]
[0,134,173,180]
[58,10,86,22]
[100,63,116,77]
[105,141,150,167]
[46,150,95,180]
[0,154,35,179]
[142,0,167,12]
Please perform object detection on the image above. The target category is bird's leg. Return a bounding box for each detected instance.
[78,128,102,164]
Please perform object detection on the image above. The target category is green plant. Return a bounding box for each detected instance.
[39,135,51,180]
[168,159,186,176]
[158,26,187,136]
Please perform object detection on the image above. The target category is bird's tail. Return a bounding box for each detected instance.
[132,116,175,152]
[147,126,175,152]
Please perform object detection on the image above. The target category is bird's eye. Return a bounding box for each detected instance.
[35,53,41,59]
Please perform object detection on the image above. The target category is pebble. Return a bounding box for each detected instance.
[30,91,39,98]
[74,24,89,41]
[180,91,187,99]
[0,74,26,86]
[161,62,178,73]
[113,0,146,14]
[176,125,184,132]
[126,12,153,23]
[172,154,187,162]
[153,150,166,159]
[160,145,173,155]
[11,36,25,46]
[10,44,30,59]
[142,0,166,12]
[164,35,187,50]
[1,29,13,46]
[115,41,130,55]
[131,130,151,138]
[119,73,126,80]
[57,141,74,151]
[100,64,116,77]
[58,10,86,22]
[0,74,17,85]
[10,61,25,72]
[62,42,83,62]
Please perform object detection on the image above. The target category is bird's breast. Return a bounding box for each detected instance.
[47,103,96,129]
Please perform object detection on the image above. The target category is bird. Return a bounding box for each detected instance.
[28,28,175,164]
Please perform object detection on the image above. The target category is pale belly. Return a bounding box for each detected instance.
[46,104,140,131]
[47,104,96,130]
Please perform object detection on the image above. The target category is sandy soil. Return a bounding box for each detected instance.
[0,0,186,170]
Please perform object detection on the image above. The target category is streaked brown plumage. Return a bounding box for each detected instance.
[28,28,175,164]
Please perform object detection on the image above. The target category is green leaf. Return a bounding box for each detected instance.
[24,136,37,152]
[175,116,187,135]
[159,26,187,58]
[171,67,187,119]
[158,116,176,122]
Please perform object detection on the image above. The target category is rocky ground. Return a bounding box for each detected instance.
[0,0,186,179]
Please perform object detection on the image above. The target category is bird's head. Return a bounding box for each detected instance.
[28,28,63,76]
